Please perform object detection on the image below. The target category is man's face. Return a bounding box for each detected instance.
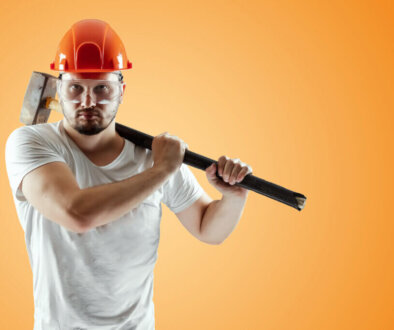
[58,72,124,136]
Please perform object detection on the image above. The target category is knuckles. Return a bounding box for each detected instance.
[217,155,253,175]
[153,133,187,150]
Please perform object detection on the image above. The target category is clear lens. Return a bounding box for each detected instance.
[57,79,123,104]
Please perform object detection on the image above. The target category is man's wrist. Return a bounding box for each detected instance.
[150,163,176,180]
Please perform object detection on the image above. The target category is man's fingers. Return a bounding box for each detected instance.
[217,156,227,177]
[156,132,187,148]
[222,159,235,183]
[229,163,242,184]
[236,165,253,182]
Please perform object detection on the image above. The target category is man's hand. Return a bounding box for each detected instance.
[205,156,253,199]
[152,132,188,175]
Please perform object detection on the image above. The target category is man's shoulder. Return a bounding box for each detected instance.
[8,122,60,139]
[6,122,62,151]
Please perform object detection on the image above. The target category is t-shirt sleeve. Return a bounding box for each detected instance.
[161,163,204,214]
[5,126,66,202]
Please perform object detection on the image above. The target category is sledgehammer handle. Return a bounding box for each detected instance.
[115,122,306,211]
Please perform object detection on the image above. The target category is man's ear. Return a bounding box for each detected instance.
[120,83,126,104]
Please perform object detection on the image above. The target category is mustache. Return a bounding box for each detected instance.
[76,108,101,117]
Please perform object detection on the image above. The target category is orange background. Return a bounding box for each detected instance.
[0,0,393,329]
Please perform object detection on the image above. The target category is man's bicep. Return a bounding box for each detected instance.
[175,191,213,243]
[21,161,82,233]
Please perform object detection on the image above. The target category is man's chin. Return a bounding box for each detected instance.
[74,124,105,136]
[77,128,105,136]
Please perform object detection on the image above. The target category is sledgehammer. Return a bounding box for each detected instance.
[20,71,307,211]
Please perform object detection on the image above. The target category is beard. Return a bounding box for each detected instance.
[75,121,107,135]
[63,105,118,136]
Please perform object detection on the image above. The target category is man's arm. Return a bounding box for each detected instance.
[175,192,247,245]
[19,131,188,234]
[174,191,213,243]
[175,156,252,245]
[21,161,172,233]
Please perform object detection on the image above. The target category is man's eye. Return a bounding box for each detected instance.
[71,84,82,89]
[94,85,110,94]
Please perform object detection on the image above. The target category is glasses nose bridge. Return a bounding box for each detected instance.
[81,84,96,97]
[80,84,97,105]
[81,84,97,100]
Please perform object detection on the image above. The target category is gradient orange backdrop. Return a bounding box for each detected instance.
[0,0,393,329]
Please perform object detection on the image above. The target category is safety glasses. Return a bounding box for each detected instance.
[56,79,124,104]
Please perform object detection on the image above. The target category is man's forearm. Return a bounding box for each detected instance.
[199,194,248,244]
[69,165,171,231]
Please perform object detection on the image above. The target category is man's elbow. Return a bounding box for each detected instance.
[209,240,224,245]
[63,210,90,234]
[72,219,91,234]
[198,229,226,245]
[66,197,93,234]
[199,236,225,245]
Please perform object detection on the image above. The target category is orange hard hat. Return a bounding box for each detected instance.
[50,19,132,72]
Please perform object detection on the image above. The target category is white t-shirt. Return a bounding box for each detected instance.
[5,120,204,330]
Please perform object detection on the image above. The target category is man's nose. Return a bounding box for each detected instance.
[80,89,97,108]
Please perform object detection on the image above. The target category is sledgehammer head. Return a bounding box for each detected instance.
[20,71,58,125]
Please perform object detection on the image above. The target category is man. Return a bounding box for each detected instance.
[5,19,252,329]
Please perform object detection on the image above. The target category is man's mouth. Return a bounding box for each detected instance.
[78,111,100,119]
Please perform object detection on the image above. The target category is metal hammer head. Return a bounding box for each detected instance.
[20,71,60,125]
